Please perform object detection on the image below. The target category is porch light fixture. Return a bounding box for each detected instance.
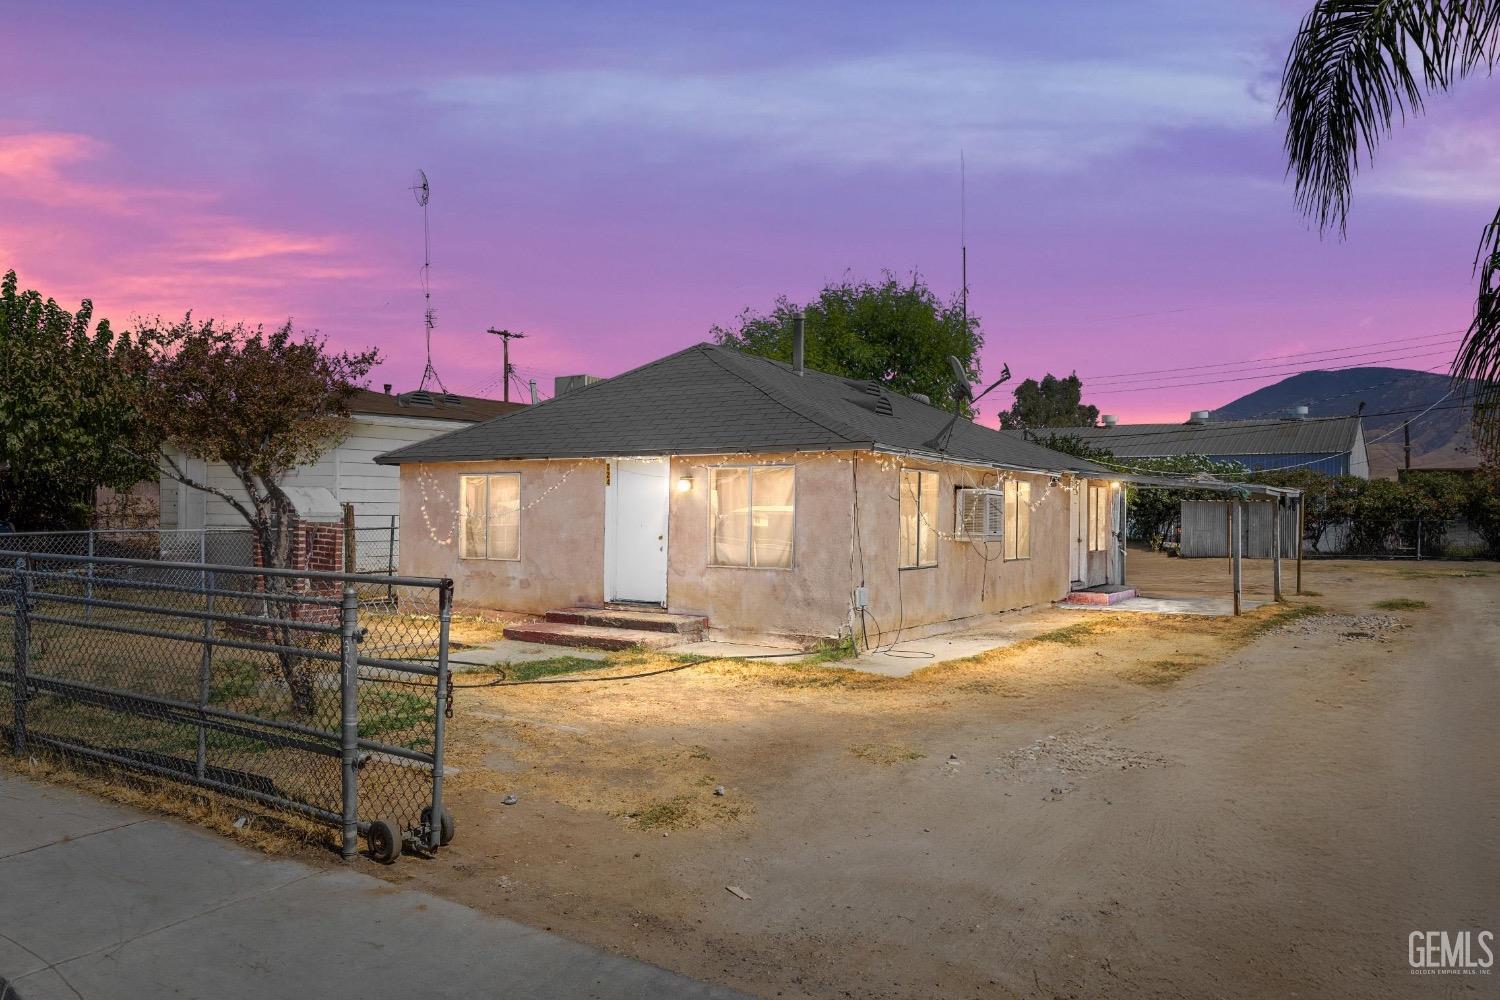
[676,474,694,493]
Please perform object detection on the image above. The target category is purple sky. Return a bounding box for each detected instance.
[5,1,1495,421]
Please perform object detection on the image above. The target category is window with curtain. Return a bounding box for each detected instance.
[710,466,795,568]
[899,468,939,568]
[1089,485,1110,551]
[1003,479,1031,560]
[459,473,521,560]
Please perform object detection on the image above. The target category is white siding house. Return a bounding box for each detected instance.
[159,390,523,533]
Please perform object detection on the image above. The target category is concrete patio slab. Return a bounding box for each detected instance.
[1059,594,1269,616]
[0,773,746,1000]
[843,609,1070,678]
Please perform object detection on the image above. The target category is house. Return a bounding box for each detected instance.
[159,388,526,547]
[1019,410,1370,478]
[376,344,1127,647]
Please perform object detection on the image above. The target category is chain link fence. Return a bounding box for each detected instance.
[1305,516,1495,559]
[0,547,454,862]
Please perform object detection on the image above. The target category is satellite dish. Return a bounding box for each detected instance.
[947,356,973,402]
[411,169,430,206]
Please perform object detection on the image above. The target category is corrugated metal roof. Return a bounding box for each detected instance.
[376,343,1108,474]
[1005,416,1362,459]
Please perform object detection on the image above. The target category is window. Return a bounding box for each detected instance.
[710,466,795,568]
[1088,485,1110,551]
[460,474,520,560]
[899,469,939,568]
[1003,480,1031,560]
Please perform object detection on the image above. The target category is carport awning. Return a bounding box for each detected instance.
[1112,474,1302,499]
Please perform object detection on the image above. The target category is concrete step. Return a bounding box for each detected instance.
[1063,586,1139,606]
[545,606,707,635]
[502,620,683,651]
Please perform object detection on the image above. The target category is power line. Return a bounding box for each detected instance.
[1080,328,1464,382]
[1086,347,1459,396]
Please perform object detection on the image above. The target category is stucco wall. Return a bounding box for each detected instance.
[851,456,1083,644]
[399,452,1117,645]
[666,453,854,642]
[399,459,607,615]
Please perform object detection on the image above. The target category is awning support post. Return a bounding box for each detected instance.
[1272,498,1284,603]
[1231,500,1243,616]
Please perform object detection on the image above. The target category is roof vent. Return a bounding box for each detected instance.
[397,390,436,408]
[851,382,895,416]
[1187,410,1210,425]
[1101,414,1118,428]
[909,392,931,405]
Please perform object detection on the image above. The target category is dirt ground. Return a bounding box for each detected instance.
[364,551,1500,999]
[21,552,1494,998]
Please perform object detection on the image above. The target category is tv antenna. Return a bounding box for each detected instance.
[960,150,968,332]
[411,168,448,393]
[926,355,1011,453]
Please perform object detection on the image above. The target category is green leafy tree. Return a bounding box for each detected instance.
[1122,455,1250,551]
[1281,1,1500,450]
[1028,432,1117,465]
[131,317,379,715]
[1464,463,1500,556]
[0,271,154,529]
[712,271,981,408]
[998,373,1098,430]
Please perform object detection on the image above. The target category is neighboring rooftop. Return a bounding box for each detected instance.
[376,343,1108,474]
[1004,415,1363,459]
[350,388,526,424]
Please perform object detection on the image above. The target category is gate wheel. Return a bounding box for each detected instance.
[421,805,456,847]
[367,818,402,864]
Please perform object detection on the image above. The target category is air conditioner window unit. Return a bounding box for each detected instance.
[954,487,1005,540]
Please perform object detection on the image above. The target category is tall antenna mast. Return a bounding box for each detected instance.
[411,168,448,393]
[960,150,968,332]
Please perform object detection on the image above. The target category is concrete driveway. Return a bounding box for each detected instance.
[0,774,745,1000]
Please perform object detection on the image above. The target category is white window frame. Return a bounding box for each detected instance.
[459,473,521,561]
[708,465,796,569]
[1003,479,1032,561]
[899,468,940,569]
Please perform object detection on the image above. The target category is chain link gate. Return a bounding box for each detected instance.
[0,549,454,863]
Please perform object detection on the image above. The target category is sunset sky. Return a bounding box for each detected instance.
[5,1,1495,421]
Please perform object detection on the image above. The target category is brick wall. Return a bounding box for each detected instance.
[250,514,345,624]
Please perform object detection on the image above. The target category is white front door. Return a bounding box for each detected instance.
[605,458,670,605]
[1068,480,1087,586]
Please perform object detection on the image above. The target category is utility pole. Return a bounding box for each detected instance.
[487,328,526,402]
[1403,420,1412,473]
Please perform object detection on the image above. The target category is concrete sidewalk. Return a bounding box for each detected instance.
[0,775,746,1000]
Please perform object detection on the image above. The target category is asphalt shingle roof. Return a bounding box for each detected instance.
[376,343,1108,474]
[1003,416,1362,459]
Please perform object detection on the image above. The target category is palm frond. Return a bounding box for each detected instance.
[1455,204,1500,454]
[1280,0,1500,234]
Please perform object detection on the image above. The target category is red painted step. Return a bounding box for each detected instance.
[502,620,683,651]
[544,606,707,635]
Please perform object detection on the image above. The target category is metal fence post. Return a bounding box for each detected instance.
[386,514,397,603]
[84,529,95,622]
[196,570,215,780]
[1416,518,1424,561]
[429,580,453,850]
[339,584,360,859]
[12,556,30,754]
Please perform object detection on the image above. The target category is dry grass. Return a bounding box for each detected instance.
[0,750,337,856]
[1373,597,1429,611]
[849,742,926,764]
[1119,657,1207,687]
